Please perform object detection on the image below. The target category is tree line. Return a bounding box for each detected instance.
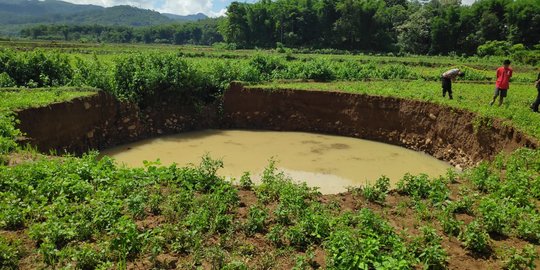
[18,0,540,56]
[222,0,540,55]
[20,19,223,45]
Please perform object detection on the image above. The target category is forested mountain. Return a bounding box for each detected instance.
[20,19,224,45]
[0,0,208,35]
[163,13,209,21]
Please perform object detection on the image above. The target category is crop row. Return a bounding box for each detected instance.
[1,148,539,268]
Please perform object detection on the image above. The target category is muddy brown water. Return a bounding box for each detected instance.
[102,130,452,194]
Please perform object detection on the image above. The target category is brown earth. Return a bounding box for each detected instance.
[6,184,539,270]
[15,83,538,168]
[223,83,538,167]
[15,91,219,154]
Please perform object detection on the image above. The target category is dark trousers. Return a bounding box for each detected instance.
[442,77,452,99]
[533,88,540,112]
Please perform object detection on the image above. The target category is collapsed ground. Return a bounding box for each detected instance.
[1,42,540,269]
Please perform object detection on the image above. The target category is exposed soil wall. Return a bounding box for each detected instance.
[222,83,538,166]
[16,91,218,154]
[15,83,538,166]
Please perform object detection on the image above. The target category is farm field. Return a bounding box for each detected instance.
[0,41,540,269]
[0,88,96,111]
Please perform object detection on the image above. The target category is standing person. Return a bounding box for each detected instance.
[441,68,465,100]
[531,70,540,112]
[490,60,513,106]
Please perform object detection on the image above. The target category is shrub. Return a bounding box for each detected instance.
[477,41,511,57]
[460,221,491,254]
[248,54,286,81]
[0,73,15,87]
[72,55,113,91]
[396,173,431,199]
[0,112,21,155]
[239,172,254,190]
[325,210,411,269]
[108,217,143,259]
[362,176,390,204]
[299,58,335,82]
[467,162,499,193]
[410,226,448,270]
[503,245,538,270]
[213,42,237,50]
[516,213,540,243]
[0,49,73,87]
[439,210,463,237]
[72,244,105,270]
[245,204,268,235]
[0,199,25,229]
[0,236,21,270]
[113,53,208,106]
[478,197,520,235]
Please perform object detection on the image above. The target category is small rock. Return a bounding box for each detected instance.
[157,129,163,134]
[455,164,463,171]
[429,113,437,120]
[122,118,130,123]
[425,138,432,144]
[84,102,91,110]
[128,125,136,130]
[335,121,341,125]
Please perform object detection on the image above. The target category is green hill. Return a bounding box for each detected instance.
[0,0,208,35]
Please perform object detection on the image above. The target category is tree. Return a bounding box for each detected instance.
[397,7,432,54]
[223,2,250,47]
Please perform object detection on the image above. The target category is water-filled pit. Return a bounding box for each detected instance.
[102,130,453,194]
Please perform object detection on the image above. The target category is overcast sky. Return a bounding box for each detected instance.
[61,0,476,17]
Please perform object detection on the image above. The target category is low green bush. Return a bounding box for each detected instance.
[460,221,491,254]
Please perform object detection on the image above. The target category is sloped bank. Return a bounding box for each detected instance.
[15,83,538,166]
[15,91,219,154]
[222,83,537,167]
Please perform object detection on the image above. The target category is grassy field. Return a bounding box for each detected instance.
[1,41,540,269]
[0,88,96,111]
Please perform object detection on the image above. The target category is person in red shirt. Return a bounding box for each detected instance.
[490,59,513,106]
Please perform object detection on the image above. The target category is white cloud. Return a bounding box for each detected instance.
[63,0,222,16]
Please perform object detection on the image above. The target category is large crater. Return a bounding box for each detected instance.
[15,82,538,169]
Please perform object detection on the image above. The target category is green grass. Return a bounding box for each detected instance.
[256,81,540,139]
[0,87,97,111]
[0,42,539,268]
